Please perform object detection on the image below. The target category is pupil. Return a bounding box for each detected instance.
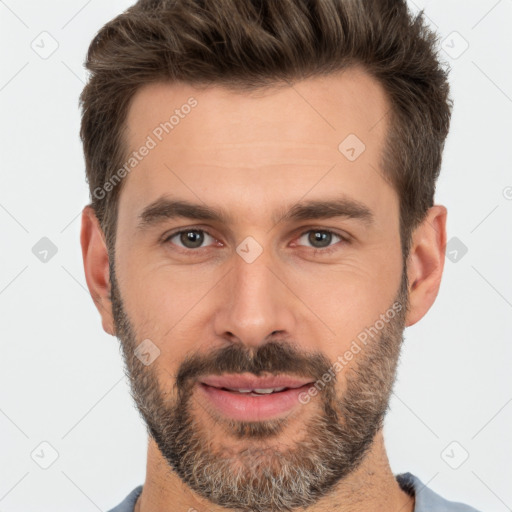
[309,231,331,248]
[181,230,203,248]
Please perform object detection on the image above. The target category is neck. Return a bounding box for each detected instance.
[134,429,415,512]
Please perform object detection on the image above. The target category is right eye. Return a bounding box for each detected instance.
[163,229,218,250]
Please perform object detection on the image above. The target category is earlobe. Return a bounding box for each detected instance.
[405,205,447,327]
[80,206,115,336]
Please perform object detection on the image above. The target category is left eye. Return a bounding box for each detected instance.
[296,229,344,250]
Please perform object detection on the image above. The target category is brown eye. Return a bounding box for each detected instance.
[165,229,215,250]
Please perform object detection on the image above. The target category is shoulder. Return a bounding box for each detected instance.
[106,485,143,512]
[396,473,482,512]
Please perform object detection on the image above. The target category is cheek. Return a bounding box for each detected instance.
[118,260,217,342]
[116,230,402,355]
[289,248,402,343]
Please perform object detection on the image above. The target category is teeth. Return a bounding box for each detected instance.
[254,387,286,394]
[223,387,287,394]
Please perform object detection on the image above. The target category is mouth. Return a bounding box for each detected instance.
[197,374,316,421]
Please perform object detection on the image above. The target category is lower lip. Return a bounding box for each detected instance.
[198,383,314,422]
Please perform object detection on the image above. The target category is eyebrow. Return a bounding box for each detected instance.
[136,196,374,231]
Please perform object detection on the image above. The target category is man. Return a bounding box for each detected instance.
[79,1,481,511]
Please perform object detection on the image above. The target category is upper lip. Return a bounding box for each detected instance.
[200,374,314,390]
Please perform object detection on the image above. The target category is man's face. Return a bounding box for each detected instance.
[111,67,406,511]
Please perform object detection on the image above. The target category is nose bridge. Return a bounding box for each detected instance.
[214,245,295,347]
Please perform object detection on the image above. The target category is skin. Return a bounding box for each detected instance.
[81,66,447,512]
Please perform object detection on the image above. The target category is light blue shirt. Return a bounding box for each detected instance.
[107,472,482,511]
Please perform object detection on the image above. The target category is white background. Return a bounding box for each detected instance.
[0,0,511,510]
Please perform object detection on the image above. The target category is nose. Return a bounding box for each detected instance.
[213,247,297,349]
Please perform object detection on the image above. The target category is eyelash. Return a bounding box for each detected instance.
[162,227,350,256]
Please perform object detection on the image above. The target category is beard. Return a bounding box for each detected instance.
[109,259,409,512]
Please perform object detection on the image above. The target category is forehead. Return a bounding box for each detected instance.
[118,66,394,231]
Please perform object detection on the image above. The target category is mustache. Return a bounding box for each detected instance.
[174,340,333,396]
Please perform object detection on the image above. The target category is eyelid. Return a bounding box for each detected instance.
[293,228,350,254]
[296,227,351,242]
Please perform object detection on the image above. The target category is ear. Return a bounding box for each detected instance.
[80,206,115,336]
[405,205,447,327]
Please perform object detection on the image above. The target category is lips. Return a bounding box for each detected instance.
[197,374,316,421]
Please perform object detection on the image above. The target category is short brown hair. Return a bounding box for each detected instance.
[80,0,453,260]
